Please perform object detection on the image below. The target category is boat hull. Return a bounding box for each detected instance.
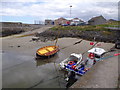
[36,46,59,59]
[36,52,57,58]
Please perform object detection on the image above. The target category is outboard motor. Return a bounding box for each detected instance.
[115,21,120,49]
[66,71,77,88]
[115,39,120,49]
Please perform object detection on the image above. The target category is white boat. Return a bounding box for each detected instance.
[88,47,106,61]
[60,53,82,69]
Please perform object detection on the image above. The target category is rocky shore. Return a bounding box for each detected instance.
[35,29,119,43]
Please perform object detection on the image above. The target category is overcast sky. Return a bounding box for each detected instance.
[1,0,119,24]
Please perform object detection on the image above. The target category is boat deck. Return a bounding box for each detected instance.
[36,46,59,56]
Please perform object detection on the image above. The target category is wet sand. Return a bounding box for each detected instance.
[2,37,83,88]
[1,28,119,88]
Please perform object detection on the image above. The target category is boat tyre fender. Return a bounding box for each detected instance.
[68,61,74,65]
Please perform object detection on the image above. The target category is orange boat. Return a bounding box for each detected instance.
[36,46,59,58]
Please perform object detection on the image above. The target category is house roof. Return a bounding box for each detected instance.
[55,17,67,21]
[108,19,117,22]
[45,19,52,21]
[88,15,106,22]
[73,18,79,19]
[72,18,84,22]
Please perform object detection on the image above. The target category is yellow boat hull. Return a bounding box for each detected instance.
[36,46,59,58]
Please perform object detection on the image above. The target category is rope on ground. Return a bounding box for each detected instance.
[60,40,83,50]
[82,42,98,55]
[99,53,120,61]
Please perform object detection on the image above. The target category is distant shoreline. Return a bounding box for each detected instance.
[1,24,119,43]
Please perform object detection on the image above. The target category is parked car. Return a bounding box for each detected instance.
[61,24,69,26]
[77,22,86,26]
[70,22,76,26]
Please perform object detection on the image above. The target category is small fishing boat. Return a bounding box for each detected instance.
[60,53,86,75]
[36,31,60,58]
[60,53,83,69]
[88,47,106,61]
[36,46,59,58]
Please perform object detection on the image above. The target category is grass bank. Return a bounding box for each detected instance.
[35,21,119,43]
[50,21,120,31]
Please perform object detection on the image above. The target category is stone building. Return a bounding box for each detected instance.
[88,15,106,25]
[54,17,69,25]
[45,19,54,25]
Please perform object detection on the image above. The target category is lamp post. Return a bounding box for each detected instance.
[70,5,72,18]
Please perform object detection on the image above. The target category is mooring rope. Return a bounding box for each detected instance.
[53,61,61,88]
[82,42,98,55]
[99,53,120,61]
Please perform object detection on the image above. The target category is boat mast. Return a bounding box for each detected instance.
[54,30,60,46]
[70,5,72,18]
[55,37,58,46]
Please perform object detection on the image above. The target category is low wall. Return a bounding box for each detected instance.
[0,22,43,37]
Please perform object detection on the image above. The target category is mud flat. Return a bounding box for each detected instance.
[1,28,119,88]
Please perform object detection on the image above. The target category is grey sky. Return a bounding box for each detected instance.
[1,0,119,23]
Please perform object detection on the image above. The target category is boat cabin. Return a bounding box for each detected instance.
[88,48,106,61]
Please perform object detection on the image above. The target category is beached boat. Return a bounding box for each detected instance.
[36,46,59,58]
[88,47,106,61]
[59,53,86,75]
[60,53,83,69]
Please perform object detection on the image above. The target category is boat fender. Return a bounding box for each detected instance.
[88,53,95,59]
[114,53,120,56]
[71,65,76,70]
[68,61,75,65]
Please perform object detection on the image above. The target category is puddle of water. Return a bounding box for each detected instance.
[2,51,33,70]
